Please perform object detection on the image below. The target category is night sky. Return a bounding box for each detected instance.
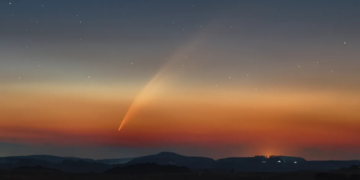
[1,0,360,160]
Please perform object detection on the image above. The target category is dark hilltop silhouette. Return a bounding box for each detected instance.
[1,152,360,173]
[97,158,132,165]
[127,152,216,169]
[105,163,191,174]
[1,152,360,180]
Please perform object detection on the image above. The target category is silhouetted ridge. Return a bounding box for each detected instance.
[1,152,360,173]
[97,158,132,165]
[0,155,96,164]
[275,156,306,163]
[105,163,191,174]
[127,152,215,169]
[156,152,183,157]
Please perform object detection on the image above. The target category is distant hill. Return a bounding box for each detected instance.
[97,158,132,165]
[105,163,191,174]
[217,155,305,165]
[275,156,306,163]
[127,152,215,169]
[0,155,64,164]
[0,155,95,164]
[0,157,54,170]
[215,156,304,172]
[215,156,360,172]
[1,152,360,173]
[0,155,128,165]
[0,156,110,173]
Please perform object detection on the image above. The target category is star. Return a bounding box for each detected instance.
[88,76,91,78]
[130,62,133,65]
[344,42,346,45]
[9,2,11,5]
[80,21,82,23]
[41,4,44,7]
[317,62,319,64]
[228,77,231,79]
[298,65,301,68]
[18,77,21,79]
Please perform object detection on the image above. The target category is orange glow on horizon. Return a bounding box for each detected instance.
[1,67,360,159]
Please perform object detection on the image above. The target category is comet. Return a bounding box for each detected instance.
[117,62,170,131]
[117,30,212,132]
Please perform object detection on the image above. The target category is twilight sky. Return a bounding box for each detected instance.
[1,0,360,160]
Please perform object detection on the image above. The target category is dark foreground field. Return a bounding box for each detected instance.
[1,171,360,180]
[1,153,360,180]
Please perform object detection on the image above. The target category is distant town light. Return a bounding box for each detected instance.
[278,160,281,163]
[294,161,297,164]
